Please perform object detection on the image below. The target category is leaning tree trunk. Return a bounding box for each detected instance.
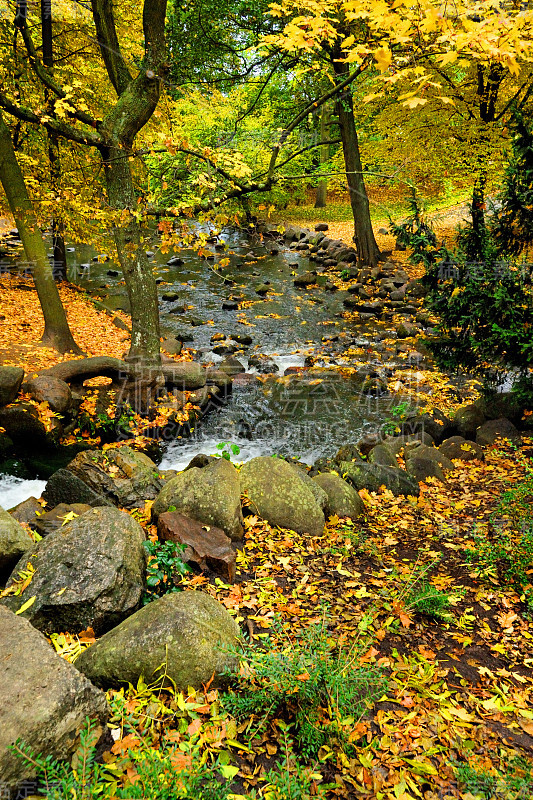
[332,62,381,268]
[0,109,81,353]
[314,103,329,209]
[102,143,161,368]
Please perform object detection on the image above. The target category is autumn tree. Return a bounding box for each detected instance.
[0,0,168,368]
[0,108,81,353]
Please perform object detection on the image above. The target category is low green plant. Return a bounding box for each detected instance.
[465,524,533,606]
[453,753,533,799]
[382,400,412,436]
[261,723,327,799]
[12,717,239,800]
[405,581,452,621]
[143,539,191,605]
[465,470,533,605]
[221,612,386,761]
[214,442,241,461]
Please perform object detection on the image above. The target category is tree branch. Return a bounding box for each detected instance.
[90,0,133,95]
[16,18,101,128]
[0,93,103,146]
[266,60,369,179]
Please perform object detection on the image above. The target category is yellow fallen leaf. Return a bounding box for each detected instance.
[16,595,36,615]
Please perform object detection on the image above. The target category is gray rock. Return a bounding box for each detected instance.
[474,393,525,426]
[382,432,434,455]
[240,456,325,536]
[43,468,113,508]
[439,436,484,461]
[368,443,398,468]
[248,354,279,373]
[452,403,487,440]
[0,607,108,790]
[7,496,42,526]
[312,473,365,520]
[404,443,455,472]
[402,408,455,444]
[75,591,239,690]
[294,271,318,288]
[152,458,244,541]
[396,322,416,339]
[339,461,419,497]
[163,361,206,390]
[0,506,33,583]
[30,503,92,537]
[405,456,446,483]
[217,356,246,376]
[162,337,183,356]
[476,417,522,447]
[66,446,163,508]
[0,366,24,406]
[292,467,328,510]
[24,375,72,414]
[0,507,146,634]
[0,402,48,447]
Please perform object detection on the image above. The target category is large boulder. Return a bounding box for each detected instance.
[65,446,163,508]
[0,507,146,634]
[382,432,435,455]
[30,503,92,537]
[404,443,455,472]
[162,361,207,390]
[43,468,113,508]
[152,458,244,541]
[312,473,365,520]
[240,456,325,536]
[452,404,487,440]
[0,607,108,791]
[474,392,525,426]
[368,443,398,468]
[439,436,484,461]
[24,375,72,414]
[75,591,239,691]
[7,496,43,526]
[401,408,455,444]
[0,402,48,448]
[0,506,33,583]
[476,417,522,447]
[0,366,24,406]
[340,461,419,497]
[158,512,236,583]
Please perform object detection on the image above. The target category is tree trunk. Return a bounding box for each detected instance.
[41,0,67,282]
[102,144,161,369]
[314,103,329,208]
[332,62,381,268]
[0,109,81,353]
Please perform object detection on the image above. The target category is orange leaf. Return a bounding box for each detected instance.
[187,718,202,736]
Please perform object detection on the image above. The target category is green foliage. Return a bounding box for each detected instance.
[453,753,533,800]
[215,442,241,462]
[406,581,451,621]
[393,154,533,401]
[262,724,327,799]
[490,111,533,258]
[465,470,533,605]
[12,717,237,800]
[143,539,191,605]
[222,613,386,760]
[382,401,411,436]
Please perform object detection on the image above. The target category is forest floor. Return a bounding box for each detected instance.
[50,436,533,800]
[3,202,533,798]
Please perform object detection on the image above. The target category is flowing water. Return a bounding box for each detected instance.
[1,225,410,506]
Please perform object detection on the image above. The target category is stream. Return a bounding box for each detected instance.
[1,225,415,507]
